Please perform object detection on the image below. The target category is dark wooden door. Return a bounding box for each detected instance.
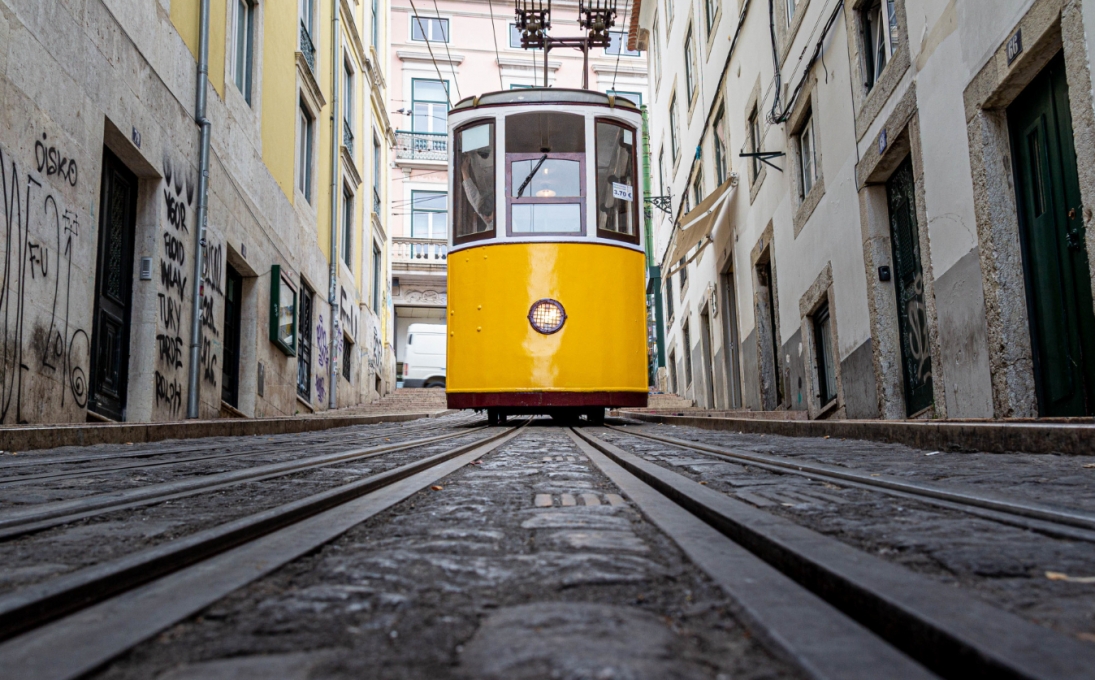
[886,157,934,416]
[89,151,137,421]
[221,265,243,407]
[1009,53,1095,416]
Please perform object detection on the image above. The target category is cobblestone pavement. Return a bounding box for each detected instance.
[602,421,1095,644]
[91,424,798,680]
[0,413,482,595]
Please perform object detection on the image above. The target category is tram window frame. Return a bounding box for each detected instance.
[452,119,497,246]
[594,118,641,245]
[505,152,588,236]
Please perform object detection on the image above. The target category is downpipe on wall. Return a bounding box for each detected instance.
[186,0,212,419]
[328,0,341,410]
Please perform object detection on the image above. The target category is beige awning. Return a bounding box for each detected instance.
[667,176,736,265]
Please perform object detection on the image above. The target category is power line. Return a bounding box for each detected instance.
[611,0,632,91]
[431,0,462,101]
[487,0,506,90]
[407,0,452,107]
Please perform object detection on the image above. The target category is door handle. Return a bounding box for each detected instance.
[1067,230,1084,252]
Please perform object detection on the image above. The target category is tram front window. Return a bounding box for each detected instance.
[506,112,586,235]
[454,121,495,243]
[596,120,639,243]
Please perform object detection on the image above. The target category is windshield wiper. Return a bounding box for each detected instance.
[515,154,548,198]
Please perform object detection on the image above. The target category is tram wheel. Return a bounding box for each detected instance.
[487,409,500,426]
[586,409,606,425]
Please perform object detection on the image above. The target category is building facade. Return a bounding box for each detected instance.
[637,0,1095,419]
[0,0,394,424]
[387,0,649,382]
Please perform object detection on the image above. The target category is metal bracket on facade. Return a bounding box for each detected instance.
[644,195,673,219]
[739,151,786,172]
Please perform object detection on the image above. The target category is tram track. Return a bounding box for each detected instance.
[570,426,1095,680]
[0,414,477,488]
[601,422,1095,543]
[0,424,491,542]
[0,422,527,680]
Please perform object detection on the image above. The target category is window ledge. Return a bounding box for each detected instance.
[792,175,826,237]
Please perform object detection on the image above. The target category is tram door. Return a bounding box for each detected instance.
[1009,53,1095,416]
[89,150,138,421]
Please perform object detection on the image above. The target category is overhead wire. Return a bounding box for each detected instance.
[487,0,506,90]
[431,0,462,101]
[406,0,452,107]
[611,0,632,91]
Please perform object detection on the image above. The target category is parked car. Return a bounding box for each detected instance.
[403,323,447,388]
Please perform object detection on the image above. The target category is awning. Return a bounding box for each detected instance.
[667,176,736,266]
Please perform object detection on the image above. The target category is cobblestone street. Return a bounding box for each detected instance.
[2,414,1094,679]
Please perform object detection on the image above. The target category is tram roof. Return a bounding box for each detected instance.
[451,88,641,112]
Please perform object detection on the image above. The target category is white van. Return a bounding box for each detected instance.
[402,323,447,388]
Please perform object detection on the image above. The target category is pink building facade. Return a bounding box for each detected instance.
[388,0,649,380]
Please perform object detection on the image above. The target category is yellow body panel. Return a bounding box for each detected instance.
[447,243,648,394]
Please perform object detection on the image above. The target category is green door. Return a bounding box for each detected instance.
[886,157,934,415]
[1009,53,1095,417]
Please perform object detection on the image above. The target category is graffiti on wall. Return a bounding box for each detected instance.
[154,155,196,417]
[0,140,89,424]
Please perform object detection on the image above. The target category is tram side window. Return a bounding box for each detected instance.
[595,120,639,243]
[454,121,496,243]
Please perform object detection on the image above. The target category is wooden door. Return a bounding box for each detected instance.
[1009,53,1095,416]
[886,157,934,416]
[89,151,137,421]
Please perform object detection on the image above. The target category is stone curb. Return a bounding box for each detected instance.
[0,412,444,453]
[622,413,1095,455]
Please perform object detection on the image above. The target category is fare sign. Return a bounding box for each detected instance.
[612,182,634,201]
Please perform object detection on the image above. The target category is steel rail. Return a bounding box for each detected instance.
[606,423,1095,540]
[0,416,476,486]
[0,425,490,541]
[574,427,1095,680]
[0,422,527,679]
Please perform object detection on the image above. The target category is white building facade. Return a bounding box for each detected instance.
[638,0,1095,420]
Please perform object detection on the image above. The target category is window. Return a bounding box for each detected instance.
[863,0,898,91]
[300,0,315,32]
[705,0,716,31]
[798,113,818,197]
[231,0,255,104]
[658,148,666,200]
[412,79,449,134]
[748,105,760,180]
[509,23,523,48]
[606,31,641,56]
[371,0,379,47]
[373,133,382,215]
[300,0,317,72]
[372,241,382,310]
[595,120,638,242]
[684,27,697,102]
[297,285,314,400]
[668,349,678,392]
[269,264,297,356]
[713,104,728,185]
[342,335,353,382]
[664,0,674,26]
[411,191,448,239]
[665,276,675,320]
[652,18,662,84]
[411,16,449,42]
[343,59,355,152]
[682,321,693,386]
[298,101,314,202]
[506,112,586,235]
[786,0,798,26]
[679,257,688,289]
[607,90,643,106]
[670,94,680,161]
[814,302,837,405]
[692,172,704,209]
[454,121,496,243]
[342,185,353,267]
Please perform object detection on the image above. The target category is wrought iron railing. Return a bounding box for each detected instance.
[393,237,448,264]
[299,21,317,73]
[394,130,448,162]
[343,119,354,154]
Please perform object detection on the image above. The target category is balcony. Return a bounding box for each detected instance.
[343,119,354,155]
[393,237,448,268]
[300,21,317,73]
[395,131,447,163]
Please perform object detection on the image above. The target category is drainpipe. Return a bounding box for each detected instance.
[186,0,212,419]
[328,0,341,410]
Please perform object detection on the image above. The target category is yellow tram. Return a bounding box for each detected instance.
[445,89,649,423]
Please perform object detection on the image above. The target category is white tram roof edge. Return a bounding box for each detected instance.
[450,88,642,113]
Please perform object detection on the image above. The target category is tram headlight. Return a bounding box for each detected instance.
[528,299,567,335]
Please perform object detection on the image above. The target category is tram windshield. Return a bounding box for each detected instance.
[595,120,638,241]
[454,121,495,242]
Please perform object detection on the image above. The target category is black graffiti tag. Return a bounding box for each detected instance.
[155,370,183,415]
[155,333,184,370]
[35,134,78,187]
